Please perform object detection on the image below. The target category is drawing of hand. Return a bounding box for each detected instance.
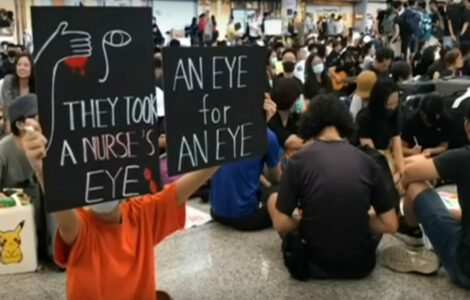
[34,21,92,65]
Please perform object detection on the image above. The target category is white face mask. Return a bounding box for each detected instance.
[89,200,120,214]
[313,63,325,75]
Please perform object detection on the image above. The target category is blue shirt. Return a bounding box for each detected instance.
[210,130,280,219]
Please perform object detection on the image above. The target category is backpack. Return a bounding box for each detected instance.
[402,8,422,37]
[382,12,396,37]
[420,12,432,40]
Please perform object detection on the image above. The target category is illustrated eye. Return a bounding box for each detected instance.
[103,30,132,47]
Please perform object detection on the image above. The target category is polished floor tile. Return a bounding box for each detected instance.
[1,200,469,300]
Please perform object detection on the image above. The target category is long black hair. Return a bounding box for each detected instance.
[12,53,35,93]
[368,79,399,117]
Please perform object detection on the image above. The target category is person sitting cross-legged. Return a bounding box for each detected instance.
[267,95,398,280]
[210,96,282,231]
[380,105,470,288]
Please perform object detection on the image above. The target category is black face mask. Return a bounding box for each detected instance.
[283,61,296,73]
[7,50,15,58]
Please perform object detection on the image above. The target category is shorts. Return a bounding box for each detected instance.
[282,232,381,280]
[211,185,278,231]
[414,189,470,288]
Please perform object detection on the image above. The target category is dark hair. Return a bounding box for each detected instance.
[408,0,417,6]
[271,78,302,111]
[363,42,374,57]
[391,60,411,81]
[13,53,35,93]
[299,94,355,139]
[418,0,427,9]
[429,0,437,4]
[266,48,275,66]
[392,0,403,9]
[10,115,25,137]
[235,23,241,30]
[217,40,227,47]
[369,79,399,116]
[375,47,394,62]
[308,43,326,58]
[332,40,341,49]
[281,48,297,59]
[305,53,323,79]
[274,42,284,51]
[420,93,444,117]
[444,48,461,67]
[169,39,181,47]
[153,47,161,54]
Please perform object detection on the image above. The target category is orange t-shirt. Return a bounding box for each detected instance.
[54,183,185,300]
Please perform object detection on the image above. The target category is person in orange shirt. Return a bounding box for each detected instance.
[23,117,216,300]
[22,96,277,300]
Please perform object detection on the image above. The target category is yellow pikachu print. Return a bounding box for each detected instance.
[0,221,25,265]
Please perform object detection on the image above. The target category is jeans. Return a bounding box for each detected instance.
[414,189,470,288]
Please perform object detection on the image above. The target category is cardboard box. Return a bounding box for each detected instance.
[0,195,37,274]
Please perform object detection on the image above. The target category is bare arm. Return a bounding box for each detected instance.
[369,208,398,234]
[266,164,282,184]
[285,134,305,150]
[175,167,219,205]
[423,142,448,157]
[267,194,299,235]
[401,140,422,157]
[392,136,405,176]
[23,119,80,246]
[360,138,375,149]
[449,20,456,39]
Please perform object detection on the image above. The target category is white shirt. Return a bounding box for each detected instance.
[349,94,367,121]
[156,87,165,117]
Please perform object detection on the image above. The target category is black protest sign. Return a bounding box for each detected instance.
[163,47,267,175]
[32,7,159,212]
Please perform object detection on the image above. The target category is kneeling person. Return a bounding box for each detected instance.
[268,95,398,280]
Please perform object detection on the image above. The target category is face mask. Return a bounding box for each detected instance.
[312,63,324,75]
[89,200,120,214]
[8,50,15,58]
[270,57,278,68]
[282,61,295,73]
[269,79,273,88]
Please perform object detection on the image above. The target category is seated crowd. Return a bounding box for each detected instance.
[1,3,470,298]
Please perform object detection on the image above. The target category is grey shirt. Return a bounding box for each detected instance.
[0,134,38,201]
[1,74,19,119]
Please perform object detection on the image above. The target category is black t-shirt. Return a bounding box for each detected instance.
[462,9,470,39]
[434,147,470,277]
[402,111,451,149]
[356,108,401,150]
[277,141,395,273]
[303,73,332,100]
[267,112,300,148]
[394,14,410,39]
[427,60,451,78]
[447,4,464,36]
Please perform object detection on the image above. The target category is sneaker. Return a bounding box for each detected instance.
[379,246,440,275]
[395,217,424,247]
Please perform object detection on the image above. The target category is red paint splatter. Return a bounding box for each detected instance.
[143,168,152,181]
[150,180,158,194]
[64,57,88,76]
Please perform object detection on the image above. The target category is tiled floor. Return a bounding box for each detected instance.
[1,200,469,300]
